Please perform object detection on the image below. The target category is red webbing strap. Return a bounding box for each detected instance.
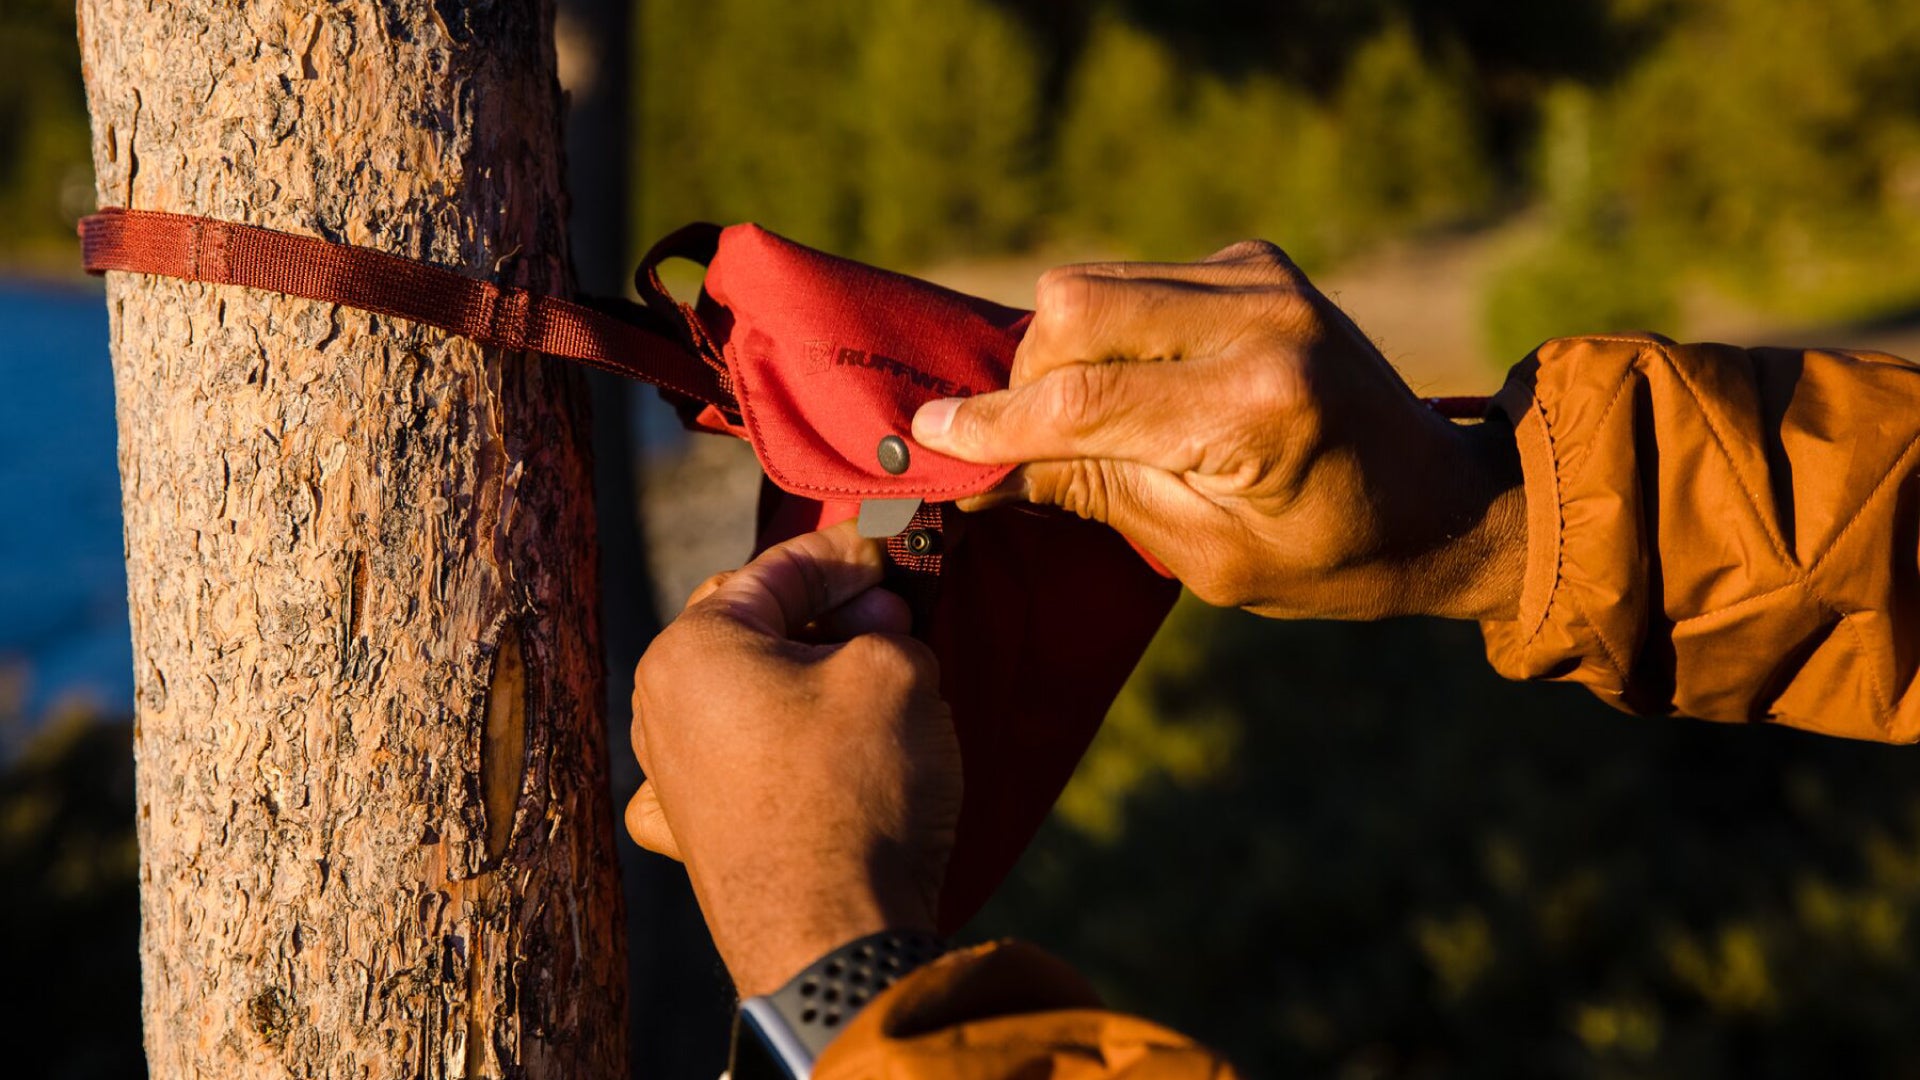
[882,502,946,638]
[79,207,731,408]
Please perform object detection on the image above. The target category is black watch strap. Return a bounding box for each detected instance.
[730,930,947,1079]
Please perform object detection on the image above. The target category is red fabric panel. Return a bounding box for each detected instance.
[703,224,1023,502]
[927,508,1179,929]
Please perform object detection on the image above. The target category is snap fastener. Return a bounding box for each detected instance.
[904,528,940,556]
[876,434,911,475]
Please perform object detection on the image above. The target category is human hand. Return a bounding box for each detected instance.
[911,242,1525,621]
[624,523,961,996]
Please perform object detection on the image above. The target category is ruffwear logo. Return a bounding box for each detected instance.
[804,339,837,374]
[804,339,979,398]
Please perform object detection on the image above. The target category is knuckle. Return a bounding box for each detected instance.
[1029,459,1120,523]
[1259,288,1320,333]
[835,633,932,688]
[685,571,730,606]
[649,610,731,677]
[1034,265,1083,310]
[1238,353,1308,420]
[1212,238,1276,261]
[1043,363,1113,436]
[1188,558,1259,609]
[1212,238,1297,276]
[888,634,942,684]
[1033,268,1105,342]
[627,697,648,747]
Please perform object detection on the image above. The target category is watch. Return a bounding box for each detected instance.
[727,930,947,1080]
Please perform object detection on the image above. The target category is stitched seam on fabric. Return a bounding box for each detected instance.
[1517,364,1575,650]
[1807,430,1920,578]
[1648,341,1794,567]
[1564,370,1639,489]
[728,344,1014,500]
[1566,339,1910,718]
[187,219,204,279]
[1668,581,1805,627]
[1563,589,1631,688]
[1837,614,1894,725]
[1568,340,1829,675]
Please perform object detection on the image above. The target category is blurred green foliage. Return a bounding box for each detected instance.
[637,0,1508,265]
[636,0,1920,356]
[1482,0,1920,357]
[13,0,1920,348]
[637,0,1048,266]
[976,601,1920,1077]
[0,704,144,1079]
[0,0,92,269]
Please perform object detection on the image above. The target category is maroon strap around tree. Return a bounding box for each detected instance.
[79,207,732,409]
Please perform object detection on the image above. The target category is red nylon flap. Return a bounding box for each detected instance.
[699,224,1023,502]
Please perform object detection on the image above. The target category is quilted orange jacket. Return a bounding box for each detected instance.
[815,335,1920,1080]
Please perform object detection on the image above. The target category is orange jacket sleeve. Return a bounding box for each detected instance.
[1481,333,1920,739]
[815,942,1238,1080]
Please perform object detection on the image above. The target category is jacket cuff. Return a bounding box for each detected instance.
[815,940,1222,1079]
[1479,335,1662,711]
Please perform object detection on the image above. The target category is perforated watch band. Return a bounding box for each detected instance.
[730,930,947,1079]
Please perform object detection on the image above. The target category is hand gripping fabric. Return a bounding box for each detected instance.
[80,208,1192,932]
[646,223,1187,927]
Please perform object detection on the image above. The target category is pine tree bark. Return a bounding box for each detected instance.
[78,2,626,1076]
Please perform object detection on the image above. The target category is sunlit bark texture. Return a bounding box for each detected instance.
[78,1,626,1075]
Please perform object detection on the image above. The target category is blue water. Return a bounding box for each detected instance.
[0,281,133,725]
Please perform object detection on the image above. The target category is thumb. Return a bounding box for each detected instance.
[623,781,683,861]
[912,361,1201,472]
[701,521,887,638]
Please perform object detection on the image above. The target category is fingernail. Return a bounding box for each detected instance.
[912,397,963,446]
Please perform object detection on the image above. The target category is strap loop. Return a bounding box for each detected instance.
[635,221,730,391]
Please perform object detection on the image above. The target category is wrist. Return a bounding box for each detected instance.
[705,862,938,997]
[731,930,949,1079]
[1413,418,1526,621]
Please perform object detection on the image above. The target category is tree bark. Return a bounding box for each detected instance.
[78,2,626,1076]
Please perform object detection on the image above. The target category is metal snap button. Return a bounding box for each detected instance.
[876,434,911,475]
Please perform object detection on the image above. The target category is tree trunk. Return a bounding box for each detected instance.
[78,2,627,1077]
